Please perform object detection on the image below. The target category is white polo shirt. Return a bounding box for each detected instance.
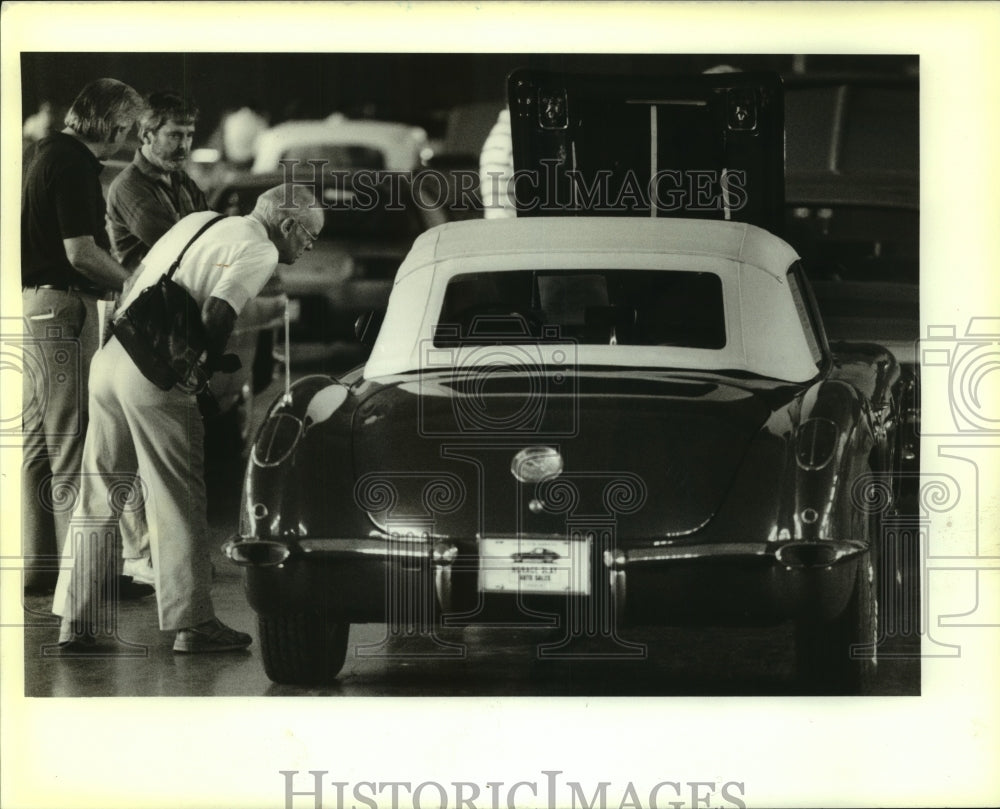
[120,211,279,316]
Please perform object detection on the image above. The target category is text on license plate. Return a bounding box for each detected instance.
[478,537,591,595]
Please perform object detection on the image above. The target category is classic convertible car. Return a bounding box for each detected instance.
[226,215,905,693]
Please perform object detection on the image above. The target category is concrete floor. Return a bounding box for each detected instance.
[20,354,921,697]
[20,502,922,697]
[22,585,920,697]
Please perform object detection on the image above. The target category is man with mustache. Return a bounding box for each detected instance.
[104,91,286,591]
[106,90,208,272]
[104,91,209,589]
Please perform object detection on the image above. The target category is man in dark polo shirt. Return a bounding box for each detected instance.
[105,91,282,583]
[104,91,209,587]
[21,78,144,593]
[106,91,208,271]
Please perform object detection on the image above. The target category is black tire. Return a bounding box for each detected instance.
[794,560,878,695]
[258,613,350,685]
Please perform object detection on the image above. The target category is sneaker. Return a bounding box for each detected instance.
[173,617,252,653]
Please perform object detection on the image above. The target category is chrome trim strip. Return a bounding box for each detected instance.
[297,537,431,558]
[242,537,864,567]
[618,542,772,566]
[618,540,867,567]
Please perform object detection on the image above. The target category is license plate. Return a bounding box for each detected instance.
[479,537,591,595]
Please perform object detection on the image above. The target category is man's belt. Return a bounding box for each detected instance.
[22,283,108,297]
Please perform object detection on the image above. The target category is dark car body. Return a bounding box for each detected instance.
[227,215,903,693]
[226,70,915,693]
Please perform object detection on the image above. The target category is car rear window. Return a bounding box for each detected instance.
[434,270,725,349]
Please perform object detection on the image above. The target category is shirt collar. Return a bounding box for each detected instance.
[132,147,172,180]
[244,215,268,239]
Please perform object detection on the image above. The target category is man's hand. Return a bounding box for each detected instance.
[121,268,140,301]
[205,353,242,374]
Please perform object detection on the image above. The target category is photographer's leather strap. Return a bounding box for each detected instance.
[167,214,227,279]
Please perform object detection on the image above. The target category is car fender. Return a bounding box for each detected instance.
[790,375,879,543]
[239,375,361,542]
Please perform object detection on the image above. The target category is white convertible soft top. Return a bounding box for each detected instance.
[365,217,819,383]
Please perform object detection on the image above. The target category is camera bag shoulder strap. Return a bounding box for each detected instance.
[111,213,229,392]
[166,213,228,279]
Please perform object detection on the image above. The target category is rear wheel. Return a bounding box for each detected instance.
[794,561,878,695]
[258,613,350,685]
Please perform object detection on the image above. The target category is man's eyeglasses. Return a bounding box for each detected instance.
[292,219,319,245]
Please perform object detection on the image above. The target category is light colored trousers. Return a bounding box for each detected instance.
[21,287,150,588]
[21,288,96,587]
[54,336,214,633]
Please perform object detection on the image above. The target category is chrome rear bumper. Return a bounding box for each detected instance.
[224,535,867,625]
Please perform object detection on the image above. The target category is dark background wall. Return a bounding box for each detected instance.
[21,52,918,143]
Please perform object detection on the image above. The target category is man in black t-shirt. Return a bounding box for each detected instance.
[21,78,144,593]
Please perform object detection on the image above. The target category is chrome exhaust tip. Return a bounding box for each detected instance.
[775,540,863,569]
[222,538,291,567]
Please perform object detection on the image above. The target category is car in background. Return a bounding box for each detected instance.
[422,101,506,222]
[226,215,906,693]
[783,73,920,486]
[207,170,446,367]
[251,113,431,174]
